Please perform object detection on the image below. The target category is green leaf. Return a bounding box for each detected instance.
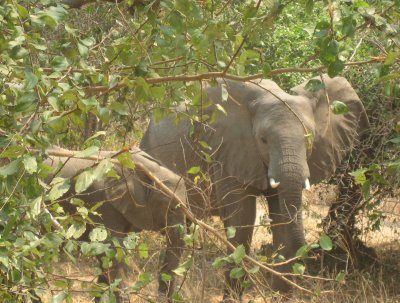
[0,146,26,159]
[187,166,201,175]
[226,226,236,239]
[319,234,333,251]
[262,63,272,76]
[81,242,110,256]
[89,227,108,242]
[93,159,113,181]
[172,258,193,276]
[51,56,69,71]
[305,79,325,92]
[0,159,22,177]
[248,265,260,274]
[161,273,172,282]
[335,271,346,283]
[48,177,70,201]
[117,152,135,170]
[330,100,349,115]
[384,52,399,65]
[350,168,368,185]
[32,6,68,28]
[51,291,68,303]
[66,222,86,239]
[10,46,28,59]
[292,263,305,275]
[84,131,106,145]
[24,69,38,90]
[327,40,339,55]
[30,196,42,219]
[74,146,99,158]
[99,291,117,303]
[23,156,37,174]
[123,233,139,250]
[16,4,29,19]
[229,267,246,279]
[328,60,344,77]
[75,170,95,193]
[132,272,152,291]
[78,42,89,57]
[212,257,228,268]
[216,104,227,116]
[138,243,149,259]
[342,16,357,37]
[296,244,311,257]
[232,244,246,264]
[199,141,212,150]
[109,101,129,115]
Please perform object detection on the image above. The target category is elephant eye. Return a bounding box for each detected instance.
[260,137,267,144]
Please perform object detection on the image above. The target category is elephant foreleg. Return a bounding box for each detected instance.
[96,256,132,303]
[217,178,257,302]
[158,212,185,299]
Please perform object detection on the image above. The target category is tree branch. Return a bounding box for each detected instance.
[82,58,384,94]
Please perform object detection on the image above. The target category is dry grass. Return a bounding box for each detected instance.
[42,185,400,303]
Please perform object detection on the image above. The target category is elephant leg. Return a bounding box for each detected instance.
[96,256,131,303]
[216,177,257,302]
[158,211,185,299]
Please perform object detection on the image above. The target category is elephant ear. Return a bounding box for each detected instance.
[291,74,369,184]
[203,80,269,190]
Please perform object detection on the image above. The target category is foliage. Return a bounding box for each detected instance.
[0,0,399,301]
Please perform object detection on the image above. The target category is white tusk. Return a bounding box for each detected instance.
[304,178,311,190]
[269,178,280,189]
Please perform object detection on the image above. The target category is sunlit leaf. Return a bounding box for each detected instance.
[172,258,193,276]
[305,79,325,92]
[75,170,95,193]
[89,227,108,242]
[23,156,37,174]
[51,56,69,71]
[117,152,135,170]
[188,166,201,174]
[319,234,333,251]
[48,177,70,201]
[0,159,22,177]
[229,267,246,279]
[232,244,246,264]
[74,146,99,158]
[226,226,236,239]
[330,100,349,115]
[292,263,305,275]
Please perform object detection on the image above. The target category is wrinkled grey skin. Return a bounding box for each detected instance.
[45,147,186,302]
[140,75,369,301]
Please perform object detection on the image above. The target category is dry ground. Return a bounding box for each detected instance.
[42,185,400,303]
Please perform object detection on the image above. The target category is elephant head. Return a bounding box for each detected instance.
[205,75,368,191]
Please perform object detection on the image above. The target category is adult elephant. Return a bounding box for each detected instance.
[140,74,369,301]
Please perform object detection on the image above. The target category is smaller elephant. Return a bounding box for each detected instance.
[44,147,187,302]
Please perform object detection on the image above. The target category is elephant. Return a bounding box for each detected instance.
[44,147,187,302]
[140,74,369,301]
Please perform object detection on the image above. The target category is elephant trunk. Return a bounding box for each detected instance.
[269,145,307,256]
[270,159,306,292]
[277,174,305,255]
